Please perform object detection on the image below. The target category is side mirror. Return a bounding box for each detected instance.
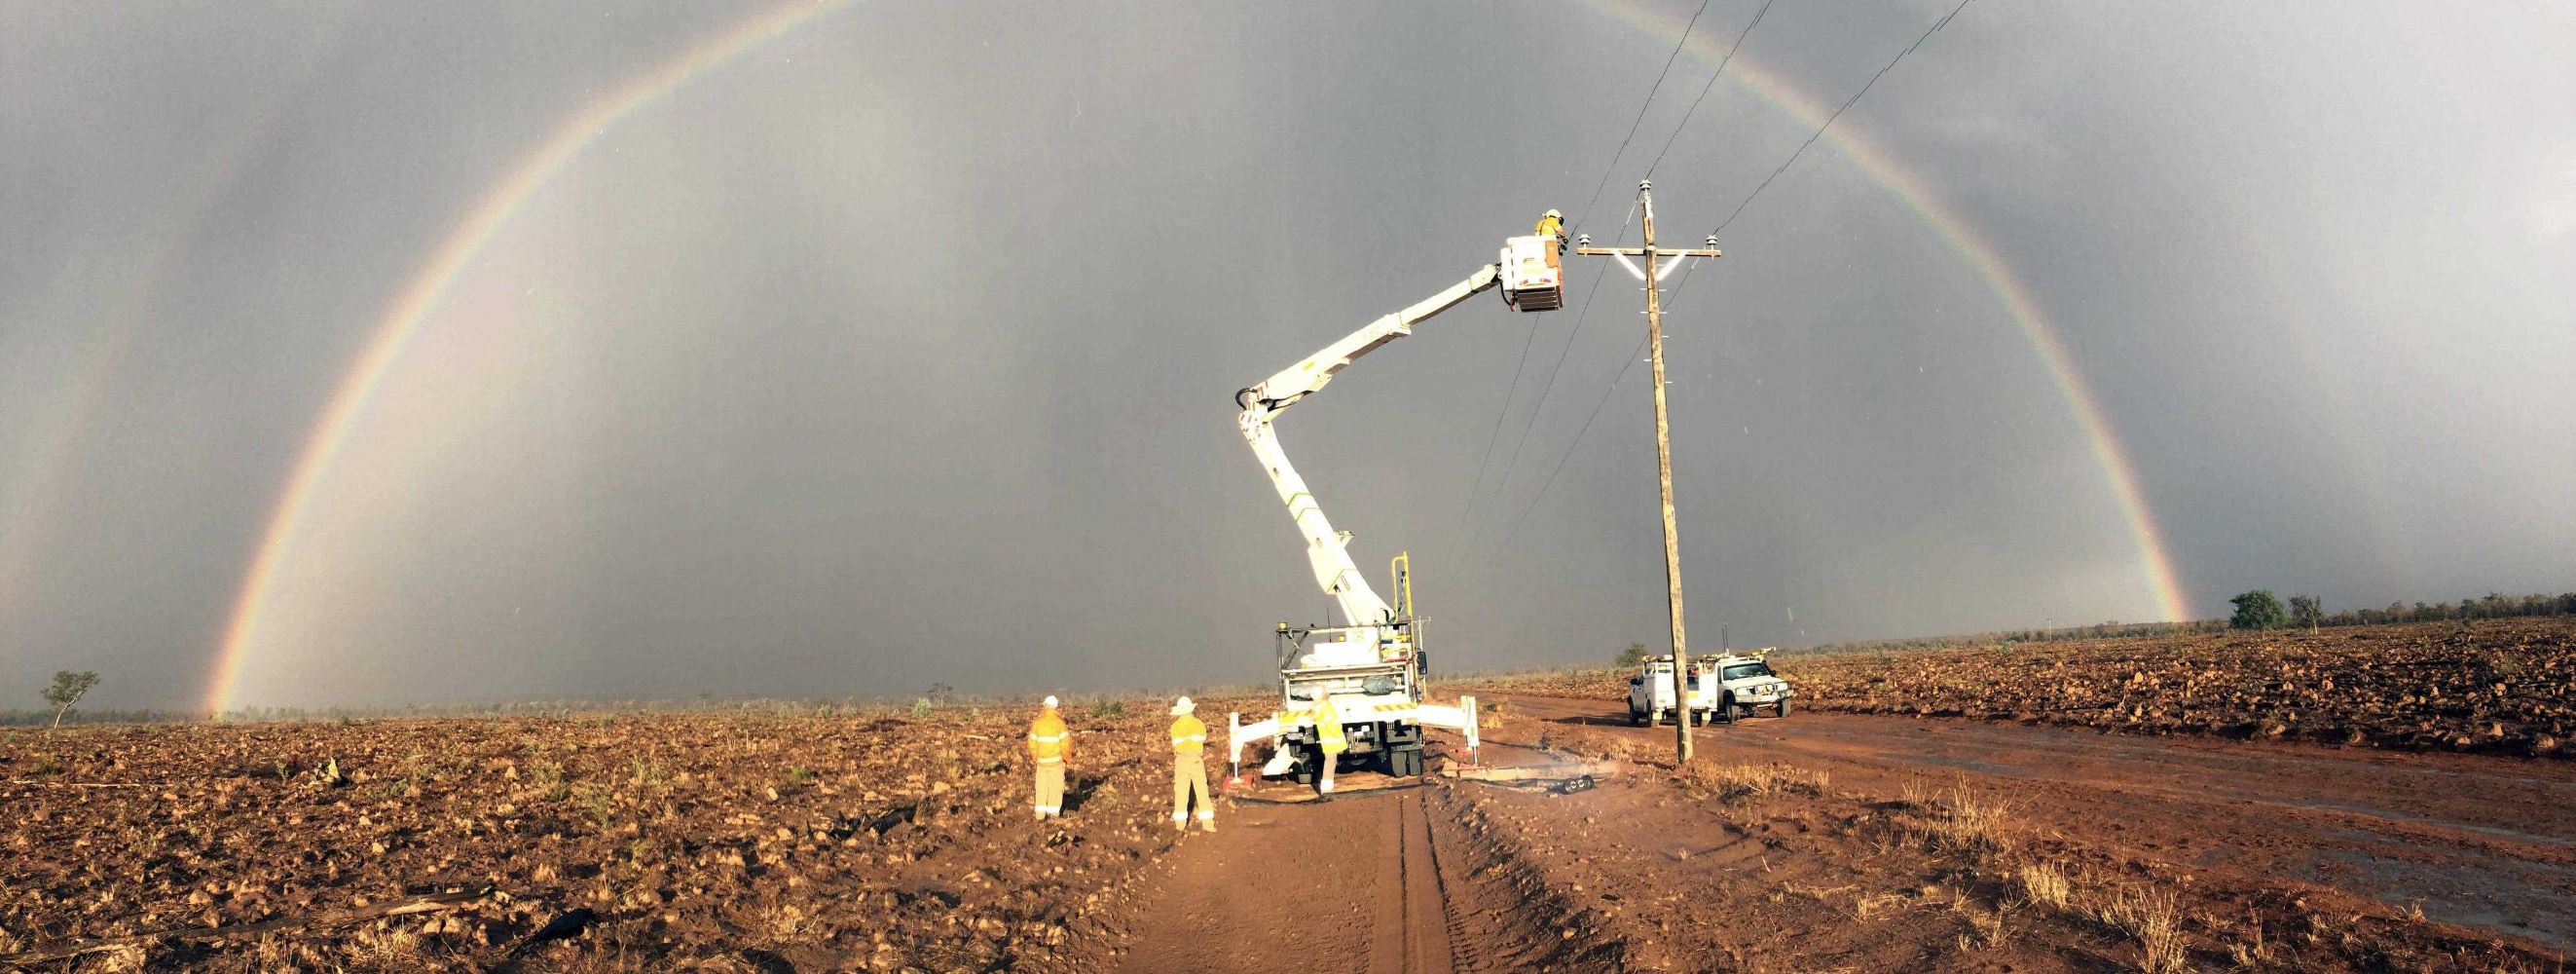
[1628,676,1641,686]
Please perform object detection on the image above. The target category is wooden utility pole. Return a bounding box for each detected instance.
[1575,180,1720,763]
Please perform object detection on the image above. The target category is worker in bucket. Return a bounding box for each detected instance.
[1534,208,1566,272]
[1168,695,1214,833]
[1026,695,1070,820]
[1313,689,1346,796]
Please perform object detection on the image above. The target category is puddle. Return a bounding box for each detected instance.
[2325,847,2576,952]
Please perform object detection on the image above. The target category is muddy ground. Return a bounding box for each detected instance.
[8,622,2575,971]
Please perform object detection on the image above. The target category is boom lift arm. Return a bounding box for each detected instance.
[1226,240,1556,784]
[1233,264,1501,643]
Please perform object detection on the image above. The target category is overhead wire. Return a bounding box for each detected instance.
[1454,203,1636,566]
[1709,0,1972,238]
[1470,258,1706,568]
[1468,0,1978,566]
[1643,0,1778,180]
[1454,0,1763,567]
[1566,0,1714,236]
[1452,2,1714,560]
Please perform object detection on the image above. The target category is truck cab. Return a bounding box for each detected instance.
[1625,655,1719,726]
[1705,651,1794,722]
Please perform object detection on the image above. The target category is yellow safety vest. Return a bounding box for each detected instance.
[1169,714,1207,755]
[1027,711,1069,764]
[1314,696,1346,754]
[1535,215,1564,238]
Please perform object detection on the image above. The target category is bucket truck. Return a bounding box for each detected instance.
[1227,232,1564,787]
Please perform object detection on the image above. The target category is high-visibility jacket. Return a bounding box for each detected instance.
[1027,710,1070,765]
[1169,714,1207,755]
[1535,214,1564,239]
[1314,695,1346,755]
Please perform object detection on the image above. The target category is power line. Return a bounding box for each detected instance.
[1447,4,1714,565]
[1452,200,1634,565]
[1567,0,1713,235]
[1643,0,1778,180]
[1444,308,1542,557]
[1711,0,1972,238]
[1474,0,1978,567]
[1454,203,1636,566]
[1471,260,1710,569]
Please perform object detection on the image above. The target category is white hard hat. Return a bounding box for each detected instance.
[1042,694,1059,709]
[1544,208,1563,219]
[1169,695,1196,716]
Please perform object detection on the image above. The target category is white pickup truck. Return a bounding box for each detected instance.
[1625,652,1795,726]
[1705,652,1794,723]
[1624,655,1718,727]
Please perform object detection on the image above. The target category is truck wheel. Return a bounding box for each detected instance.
[1777,699,1791,718]
[1629,707,1644,727]
[1717,696,1737,725]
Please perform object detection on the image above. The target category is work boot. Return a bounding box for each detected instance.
[1199,818,1216,834]
[1172,818,1187,833]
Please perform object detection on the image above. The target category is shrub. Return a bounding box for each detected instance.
[2229,590,2288,630]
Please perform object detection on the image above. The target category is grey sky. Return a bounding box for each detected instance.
[3,1,2570,711]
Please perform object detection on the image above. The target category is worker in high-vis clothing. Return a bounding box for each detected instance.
[1534,208,1566,272]
[1312,690,1346,795]
[1026,695,1070,820]
[1168,696,1214,833]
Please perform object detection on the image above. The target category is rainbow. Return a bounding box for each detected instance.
[0,56,324,618]
[1589,0,2189,623]
[204,0,2183,713]
[201,0,854,714]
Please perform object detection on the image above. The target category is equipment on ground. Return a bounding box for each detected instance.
[1227,235,1564,787]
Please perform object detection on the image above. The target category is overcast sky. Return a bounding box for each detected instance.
[5,1,2571,711]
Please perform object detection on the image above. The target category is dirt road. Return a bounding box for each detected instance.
[1107,771,1609,973]
[1498,693,2576,951]
[1094,696,2572,972]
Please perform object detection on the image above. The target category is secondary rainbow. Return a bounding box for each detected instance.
[202,0,855,714]
[1593,0,2189,622]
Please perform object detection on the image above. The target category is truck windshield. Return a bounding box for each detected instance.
[1720,662,1774,682]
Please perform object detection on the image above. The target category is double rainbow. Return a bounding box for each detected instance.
[202,1,2183,714]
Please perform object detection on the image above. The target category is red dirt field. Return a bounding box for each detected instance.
[8,620,2574,971]
[1,704,1254,972]
[1494,618,2576,759]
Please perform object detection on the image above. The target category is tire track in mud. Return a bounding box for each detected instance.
[1415,791,1485,973]
[1099,769,1620,973]
[1384,790,1456,974]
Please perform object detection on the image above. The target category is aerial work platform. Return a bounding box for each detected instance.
[1500,235,1564,311]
